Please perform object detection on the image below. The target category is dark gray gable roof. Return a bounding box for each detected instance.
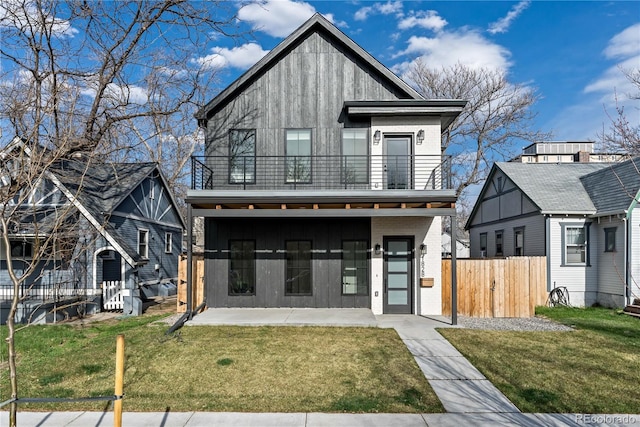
[580,157,640,215]
[495,162,609,214]
[195,13,423,121]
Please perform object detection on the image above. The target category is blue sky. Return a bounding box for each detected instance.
[202,0,639,149]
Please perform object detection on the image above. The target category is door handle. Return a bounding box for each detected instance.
[384,279,387,293]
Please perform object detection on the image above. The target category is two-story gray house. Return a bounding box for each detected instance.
[186,14,465,316]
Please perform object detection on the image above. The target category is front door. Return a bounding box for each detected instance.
[383,237,413,314]
[385,136,411,189]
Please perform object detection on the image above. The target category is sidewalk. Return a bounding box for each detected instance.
[3,411,639,426]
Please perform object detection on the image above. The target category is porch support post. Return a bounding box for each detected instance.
[451,214,457,325]
[187,204,193,320]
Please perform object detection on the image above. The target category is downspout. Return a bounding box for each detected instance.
[625,212,630,306]
[545,215,551,292]
[187,205,193,320]
[451,214,457,326]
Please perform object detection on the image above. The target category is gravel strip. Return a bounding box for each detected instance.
[458,315,573,332]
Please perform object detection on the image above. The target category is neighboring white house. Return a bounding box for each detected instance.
[511,141,625,164]
[466,158,640,308]
[442,231,470,258]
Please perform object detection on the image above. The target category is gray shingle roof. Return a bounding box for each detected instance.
[495,162,610,214]
[580,158,640,215]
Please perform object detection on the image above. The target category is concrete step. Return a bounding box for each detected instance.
[623,310,640,319]
[623,304,640,315]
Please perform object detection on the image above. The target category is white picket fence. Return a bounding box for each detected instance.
[102,280,124,311]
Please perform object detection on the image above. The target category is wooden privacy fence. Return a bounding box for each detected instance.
[177,253,205,313]
[442,257,547,318]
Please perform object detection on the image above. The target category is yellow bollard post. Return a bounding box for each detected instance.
[114,334,125,427]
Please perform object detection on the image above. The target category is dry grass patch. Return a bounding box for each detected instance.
[1,316,443,413]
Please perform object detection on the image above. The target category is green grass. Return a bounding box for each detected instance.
[0,316,443,413]
[439,306,640,413]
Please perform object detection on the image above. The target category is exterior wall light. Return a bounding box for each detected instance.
[417,129,425,144]
[374,130,381,144]
[375,244,381,255]
[420,243,427,255]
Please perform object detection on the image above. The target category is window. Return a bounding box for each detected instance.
[514,227,524,256]
[604,227,617,252]
[495,230,503,257]
[479,233,487,257]
[285,240,311,295]
[342,129,368,184]
[229,129,256,184]
[342,240,368,295]
[285,129,311,183]
[165,232,172,254]
[229,240,255,295]
[149,180,155,200]
[9,240,32,259]
[138,229,149,259]
[565,226,587,264]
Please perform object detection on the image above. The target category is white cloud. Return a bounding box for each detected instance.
[81,83,148,105]
[238,0,320,38]
[0,0,78,37]
[354,1,403,21]
[398,10,447,32]
[195,43,269,70]
[487,1,530,35]
[603,23,640,59]
[393,30,512,73]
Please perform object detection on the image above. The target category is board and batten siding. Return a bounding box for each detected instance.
[205,30,408,157]
[548,217,598,306]
[594,217,627,306]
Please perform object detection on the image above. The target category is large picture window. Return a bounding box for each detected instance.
[229,129,256,184]
[229,240,256,295]
[341,129,368,184]
[342,240,368,295]
[285,240,312,295]
[285,129,311,183]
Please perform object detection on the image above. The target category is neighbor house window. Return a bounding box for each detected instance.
[9,240,32,259]
[604,227,616,252]
[341,129,368,184]
[138,229,149,259]
[229,240,255,295]
[229,129,256,184]
[495,230,503,257]
[285,129,311,183]
[164,232,172,254]
[564,225,588,264]
[285,240,311,295]
[342,240,368,295]
[479,233,487,257]
[514,227,524,256]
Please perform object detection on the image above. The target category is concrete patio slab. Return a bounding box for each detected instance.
[415,355,487,380]
[429,379,520,413]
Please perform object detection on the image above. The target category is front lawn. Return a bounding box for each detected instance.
[439,306,640,413]
[0,316,443,413]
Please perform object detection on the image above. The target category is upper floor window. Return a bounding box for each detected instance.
[514,227,524,256]
[342,129,368,184]
[165,232,172,254]
[10,240,32,259]
[138,229,149,259]
[604,227,616,252]
[229,129,256,184]
[285,129,311,183]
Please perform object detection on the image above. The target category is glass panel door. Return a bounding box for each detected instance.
[383,237,413,314]
[385,137,411,189]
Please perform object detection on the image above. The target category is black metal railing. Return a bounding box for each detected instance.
[191,155,452,191]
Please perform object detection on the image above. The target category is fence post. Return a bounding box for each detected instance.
[114,334,125,427]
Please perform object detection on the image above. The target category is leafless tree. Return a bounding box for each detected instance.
[598,67,640,156]
[406,61,550,199]
[1,1,241,424]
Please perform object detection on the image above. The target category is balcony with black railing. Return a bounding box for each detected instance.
[191,155,452,191]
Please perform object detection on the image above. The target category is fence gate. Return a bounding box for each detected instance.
[102,281,124,311]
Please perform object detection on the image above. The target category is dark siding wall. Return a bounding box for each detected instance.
[205,31,408,157]
[205,218,371,308]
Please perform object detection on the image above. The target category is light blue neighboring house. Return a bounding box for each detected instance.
[0,137,185,323]
[466,158,640,308]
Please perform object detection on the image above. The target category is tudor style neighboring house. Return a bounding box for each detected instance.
[185,14,465,316]
[466,158,640,308]
[0,137,184,323]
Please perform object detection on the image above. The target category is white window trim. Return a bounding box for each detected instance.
[164,232,172,254]
[138,229,149,259]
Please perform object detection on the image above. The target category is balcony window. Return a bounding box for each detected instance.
[342,129,368,184]
[229,129,256,184]
[285,129,311,183]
